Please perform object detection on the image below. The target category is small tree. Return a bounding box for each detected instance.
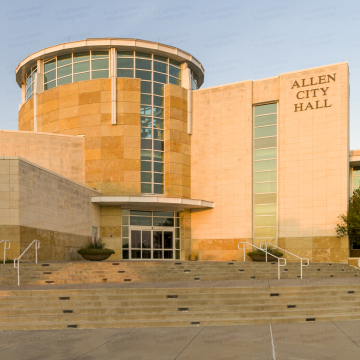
[336,188,360,245]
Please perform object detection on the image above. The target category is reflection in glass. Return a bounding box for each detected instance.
[254,137,277,149]
[254,126,277,139]
[142,231,151,248]
[255,114,277,127]
[153,231,162,249]
[131,230,141,248]
[254,148,277,161]
[254,193,277,205]
[254,160,277,172]
[254,182,277,194]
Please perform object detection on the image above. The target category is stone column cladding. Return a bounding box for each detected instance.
[18,98,34,131]
[18,78,141,196]
[180,209,191,260]
[100,206,122,260]
[191,81,254,261]
[0,157,100,261]
[164,84,190,198]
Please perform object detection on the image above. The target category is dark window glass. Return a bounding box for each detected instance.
[130,210,152,216]
[141,172,152,182]
[141,94,152,105]
[142,250,151,259]
[136,70,151,81]
[122,250,129,259]
[44,81,56,90]
[153,211,174,216]
[131,250,141,259]
[92,70,109,79]
[153,250,162,259]
[154,162,163,172]
[44,70,56,83]
[136,58,152,70]
[154,140,164,151]
[164,251,173,259]
[154,173,164,183]
[153,96,164,107]
[164,232,173,249]
[141,161,151,171]
[141,183,152,193]
[91,51,109,58]
[153,107,164,118]
[153,82,164,96]
[154,72,167,84]
[130,217,152,226]
[153,231,163,249]
[153,118,164,129]
[154,184,163,194]
[154,152,164,162]
[92,59,109,70]
[136,51,151,58]
[169,58,181,66]
[57,54,72,67]
[74,72,90,82]
[74,61,90,73]
[141,139,152,149]
[141,81,152,94]
[141,150,152,160]
[169,77,181,86]
[57,64,72,78]
[141,128,152,138]
[73,52,90,62]
[169,65,180,78]
[117,58,134,68]
[44,59,56,73]
[142,231,151,248]
[122,238,129,248]
[117,51,133,57]
[141,116,152,127]
[117,69,134,78]
[154,61,167,73]
[176,250,180,259]
[57,76,72,86]
[154,129,163,140]
[153,217,174,227]
[131,230,141,248]
[154,54,167,62]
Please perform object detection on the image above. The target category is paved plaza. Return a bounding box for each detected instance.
[0,320,360,360]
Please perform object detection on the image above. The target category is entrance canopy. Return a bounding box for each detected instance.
[91,196,214,212]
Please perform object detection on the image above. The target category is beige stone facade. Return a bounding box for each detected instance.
[0,38,354,264]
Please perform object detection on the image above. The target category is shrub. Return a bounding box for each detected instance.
[77,248,115,255]
[247,245,283,258]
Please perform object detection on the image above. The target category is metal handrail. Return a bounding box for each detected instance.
[238,241,286,280]
[260,243,309,279]
[0,240,10,265]
[14,239,40,286]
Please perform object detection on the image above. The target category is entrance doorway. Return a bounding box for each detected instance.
[130,229,174,260]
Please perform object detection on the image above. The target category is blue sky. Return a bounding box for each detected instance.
[1,0,359,148]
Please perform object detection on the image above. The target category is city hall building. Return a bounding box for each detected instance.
[0,38,356,264]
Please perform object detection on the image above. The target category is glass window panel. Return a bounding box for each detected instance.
[353,168,360,175]
[254,227,277,238]
[131,250,141,259]
[44,81,56,91]
[141,139,152,150]
[73,52,90,62]
[92,59,109,70]
[141,116,152,127]
[254,171,277,183]
[92,70,109,79]
[154,55,168,62]
[153,107,164,118]
[141,128,152,138]
[154,173,164,183]
[254,182,277,194]
[122,238,129,248]
[154,72,167,84]
[141,94,152,105]
[175,218,180,227]
[154,152,164,162]
[153,218,174,227]
[254,216,277,227]
[176,250,180,259]
[254,193,277,205]
[136,58,152,70]
[254,126,277,139]
[353,177,360,187]
[169,58,181,66]
[91,51,109,58]
[154,61,167,74]
[74,61,90,73]
[57,76,72,86]
[153,82,164,96]
[141,150,152,160]
[57,64,72,78]
[254,204,277,216]
[57,54,72,67]
[141,172,152,182]
[154,162,164,173]
[153,96,164,107]
[117,58,134,68]
[141,106,152,115]
[141,161,151,171]
[74,72,90,82]
[254,160,277,172]
[122,226,129,237]
[44,59,56,72]
[142,250,151,259]
[153,211,174,216]
[154,184,163,194]
[117,69,134,78]
[142,231,151,249]
[164,250,173,259]
[254,103,277,116]
[254,148,277,161]
[153,231,163,249]
[130,216,152,226]
[122,210,129,216]
[130,210,152,215]
[164,232,173,249]
[122,217,129,225]
[154,140,164,151]
[169,65,181,78]
[136,51,151,58]
[122,250,129,260]
[141,81,152,94]
[44,70,56,83]
[154,129,164,140]
[254,137,277,149]
[136,70,152,81]
[169,77,181,86]
[153,118,164,129]
[255,114,277,127]
[175,228,180,238]
[118,51,134,57]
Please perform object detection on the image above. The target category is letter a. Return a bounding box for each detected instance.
[291,81,300,89]
[304,102,314,110]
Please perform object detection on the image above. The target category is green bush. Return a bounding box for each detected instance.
[247,245,283,258]
[77,248,115,255]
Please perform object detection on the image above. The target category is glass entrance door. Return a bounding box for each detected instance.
[130,229,174,260]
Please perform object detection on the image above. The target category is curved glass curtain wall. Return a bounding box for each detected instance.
[25,65,37,101]
[190,69,198,90]
[43,51,109,90]
[253,103,277,247]
[117,50,181,195]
